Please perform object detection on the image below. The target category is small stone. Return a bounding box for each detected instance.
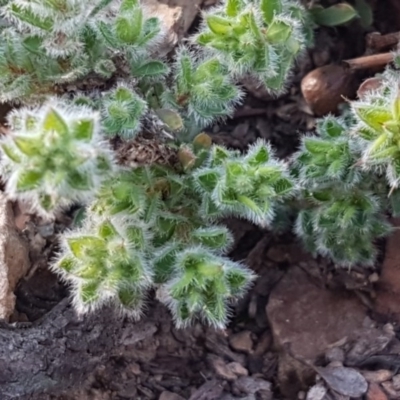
[159,391,185,400]
[128,362,141,376]
[362,370,394,383]
[211,357,247,381]
[229,331,253,354]
[392,374,400,390]
[366,383,388,400]
[226,362,248,377]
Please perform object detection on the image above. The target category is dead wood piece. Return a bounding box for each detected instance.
[343,53,394,71]
[0,298,159,399]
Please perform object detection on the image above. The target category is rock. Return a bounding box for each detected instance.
[159,391,185,400]
[266,266,367,396]
[234,376,272,398]
[362,370,394,383]
[314,366,368,397]
[144,0,202,55]
[374,219,400,323]
[189,380,224,400]
[367,383,388,400]
[229,331,253,354]
[0,193,30,320]
[254,332,272,356]
[392,374,400,390]
[301,64,358,116]
[210,356,247,381]
[306,383,328,400]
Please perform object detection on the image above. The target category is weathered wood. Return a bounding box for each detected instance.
[0,298,158,399]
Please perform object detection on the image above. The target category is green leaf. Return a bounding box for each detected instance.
[355,106,393,133]
[118,286,142,308]
[67,171,92,191]
[98,21,119,47]
[120,0,139,12]
[193,227,231,250]
[98,220,118,239]
[43,108,69,136]
[265,20,292,44]
[116,9,143,44]
[155,109,183,131]
[14,136,41,156]
[311,3,358,27]
[260,0,282,24]
[1,144,21,163]
[247,145,269,166]
[272,178,293,195]
[58,256,76,273]
[132,60,169,78]
[226,0,243,17]
[323,118,345,137]
[206,15,232,35]
[16,169,43,191]
[67,236,104,258]
[392,96,400,122]
[354,0,373,28]
[304,138,333,154]
[126,226,146,249]
[211,146,231,165]
[9,4,53,30]
[72,118,94,141]
[79,281,100,304]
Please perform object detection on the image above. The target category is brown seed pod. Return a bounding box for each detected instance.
[301,64,359,116]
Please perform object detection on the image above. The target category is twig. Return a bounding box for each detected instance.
[342,52,394,71]
[366,31,400,52]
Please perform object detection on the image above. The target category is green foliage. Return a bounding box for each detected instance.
[194,0,312,93]
[293,115,391,266]
[54,137,285,327]
[0,101,114,215]
[162,47,244,129]
[0,0,164,102]
[351,70,400,190]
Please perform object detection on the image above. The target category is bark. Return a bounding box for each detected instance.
[0,298,158,399]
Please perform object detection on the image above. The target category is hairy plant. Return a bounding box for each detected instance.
[0,101,115,215]
[351,69,400,190]
[0,0,165,102]
[293,115,391,266]
[55,136,295,327]
[194,0,312,93]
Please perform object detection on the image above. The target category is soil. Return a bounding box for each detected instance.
[3,1,400,399]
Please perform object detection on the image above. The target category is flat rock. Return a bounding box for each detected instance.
[266,266,367,396]
[144,0,202,55]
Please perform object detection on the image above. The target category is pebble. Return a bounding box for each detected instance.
[362,370,394,383]
[366,383,388,400]
[325,347,345,363]
[159,391,185,400]
[392,374,400,390]
[211,357,248,381]
[229,331,253,354]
